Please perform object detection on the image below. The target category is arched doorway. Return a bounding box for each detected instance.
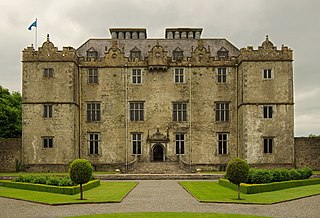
[153,144,164,161]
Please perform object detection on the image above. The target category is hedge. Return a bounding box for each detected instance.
[0,179,100,195]
[247,167,313,184]
[219,178,320,194]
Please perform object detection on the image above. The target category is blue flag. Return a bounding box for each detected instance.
[28,20,37,30]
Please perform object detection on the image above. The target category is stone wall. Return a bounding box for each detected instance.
[295,137,320,170]
[0,138,22,172]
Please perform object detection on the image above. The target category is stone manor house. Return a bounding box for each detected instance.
[22,28,294,172]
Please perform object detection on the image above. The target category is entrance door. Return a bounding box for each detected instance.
[153,144,164,161]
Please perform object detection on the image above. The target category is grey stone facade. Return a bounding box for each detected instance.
[22,28,294,171]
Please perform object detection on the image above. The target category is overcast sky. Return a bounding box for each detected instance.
[0,0,319,136]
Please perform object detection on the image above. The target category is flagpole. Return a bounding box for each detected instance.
[35,18,38,50]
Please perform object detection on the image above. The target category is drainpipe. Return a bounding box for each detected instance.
[78,65,81,159]
[189,64,192,169]
[125,65,128,172]
[236,64,239,158]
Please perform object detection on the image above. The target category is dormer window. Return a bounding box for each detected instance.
[86,47,98,58]
[217,47,229,58]
[173,47,183,61]
[130,47,141,61]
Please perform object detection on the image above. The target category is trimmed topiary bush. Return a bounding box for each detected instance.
[249,169,273,184]
[289,169,302,180]
[297,167,313,180]
[225,158,249,200]
[45,176,61,186]
[270,168,284,182]
[69,159,93,200]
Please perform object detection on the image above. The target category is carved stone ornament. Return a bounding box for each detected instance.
[148,43,168,71]
[147,128,170,143]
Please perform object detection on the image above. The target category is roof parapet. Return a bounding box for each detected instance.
[165,28,203,39]
[109,28,147,39]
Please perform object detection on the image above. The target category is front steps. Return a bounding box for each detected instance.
[94,173,223,180]
[93,161,225,180]
[128,161,189,174]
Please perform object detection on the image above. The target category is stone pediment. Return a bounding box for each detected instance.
[103,40,126,65]
[147,43,168,71]
[190,42,212,65]
[147,128,170,143]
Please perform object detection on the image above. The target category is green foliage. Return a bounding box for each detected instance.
[248,169,273,184]
[297,167,313,179]
[58,176,74,186]
[246,167,313,184]
[69,159,93,185]
[225,158,249,185]
[45,176,62,186]
[0,179,100,195]
[13,175,74,186]
[219,178,320,194]
[0,85,22,138]
[289,169,301,180]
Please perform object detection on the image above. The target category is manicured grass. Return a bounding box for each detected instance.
[179,181,320,204]
[313,171,320,175]
[67,212,269,218]
[0,181,137,205]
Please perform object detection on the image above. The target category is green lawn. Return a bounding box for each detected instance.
[0,181,137,205]
[66,212,269,218]
[179,181,320,204]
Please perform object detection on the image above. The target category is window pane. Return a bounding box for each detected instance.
[137,142,141,154]
[269,107,273,118]
[181,142,185,154]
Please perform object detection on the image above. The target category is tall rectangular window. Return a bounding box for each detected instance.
[263,138,273,153]
[130,102,144,121]
[263,106,273,118]
[88,68,98,84]
[132,69,142,84]
[43,105,53,118]
[88,133,100,155]
[217,133,228,154]
[131,133,142,155]
[44,68,53,78]
[263,69,272,79]
[215,102,230,122]
[173,102,187,122]
[42,137,53,148]
[174,68,185,83]
[175,133,185,155]
[86,102,101,122]
[217,67,227,83]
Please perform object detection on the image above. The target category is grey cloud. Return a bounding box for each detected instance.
[0,0,319,136]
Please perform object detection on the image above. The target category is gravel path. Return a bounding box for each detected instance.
[0,180,319,218]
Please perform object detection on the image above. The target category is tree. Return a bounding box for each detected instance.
[225,158,249,200]
[69,159,93,200]
[0,85,22,138]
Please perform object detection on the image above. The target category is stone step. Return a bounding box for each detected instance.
[95,173,223,180]
[129,161,189,174]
